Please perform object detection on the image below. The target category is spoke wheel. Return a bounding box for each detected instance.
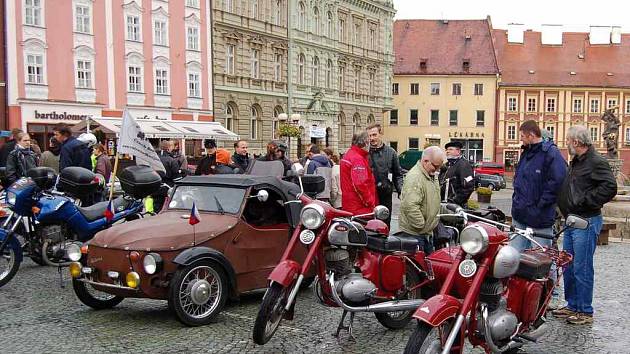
[168,261,228,327]
[0,244,20,287]
[252,282,290,345]
[72,279,124,309]
[404,320,456,354]
[376,267,423,329]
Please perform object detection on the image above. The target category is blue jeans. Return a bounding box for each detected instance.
[562,215,603,315]
[510,220,557,295]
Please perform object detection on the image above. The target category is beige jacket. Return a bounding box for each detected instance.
[399,162,441,236]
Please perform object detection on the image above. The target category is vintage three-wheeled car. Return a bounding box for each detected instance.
[69,174,312,326]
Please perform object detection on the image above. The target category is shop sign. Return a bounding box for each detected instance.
[309,126,326,138]
[34,110,91,121]
[449,131,485,138]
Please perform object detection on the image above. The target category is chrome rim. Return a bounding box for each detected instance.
[0,246,15,280]
[85,283,118,301]
[178,265,221,319]
[264,286,288,338]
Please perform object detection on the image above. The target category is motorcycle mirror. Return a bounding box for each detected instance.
[256,190,269,202]
[373,205,390,221]
[565,214,589,230]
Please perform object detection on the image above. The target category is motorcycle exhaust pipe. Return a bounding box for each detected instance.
[479,304,523,354]
[328,273,425,313]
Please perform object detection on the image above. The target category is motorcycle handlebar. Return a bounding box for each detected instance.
[532,231,555,240]
[444,203,461,213]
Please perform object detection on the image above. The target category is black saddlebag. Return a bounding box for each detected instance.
[366,233,419,254]
[516,251,552,280]
[58,167,99,197]
[118,165,162,199]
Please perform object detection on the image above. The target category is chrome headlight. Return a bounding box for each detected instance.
[300,204,325,230]
[143,253,162,275]
[6,191,16,206]
[65,243,82,262]
[460,225,489,255]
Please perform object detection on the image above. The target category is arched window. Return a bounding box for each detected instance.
[326,12,333,38]
[326,59,332,88]
[273,106,284,139]
[312,7,320,35]
[251,105,261,140]
[312,56,319,87]
[274,0,282,26]
[367,114,375,125]
[352,113,361,136]
[298,53,305,85]
[225,102,237,132]
[298,2,306,31]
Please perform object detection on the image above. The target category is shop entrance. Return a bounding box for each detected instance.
[450,139,484,163]
[27,123,63,152]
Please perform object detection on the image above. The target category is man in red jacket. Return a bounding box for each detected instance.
[340,132,377,214]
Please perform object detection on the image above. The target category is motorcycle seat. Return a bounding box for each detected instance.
[516,251,552,280]
[77,196,130,222]
[366,233,419,254]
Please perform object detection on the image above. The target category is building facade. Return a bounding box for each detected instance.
[0,1,6,130]
[386,19,499,163]
[493,27,630,174]
[5,0,214,152]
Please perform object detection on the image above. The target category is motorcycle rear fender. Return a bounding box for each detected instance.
[0,228,23,262]
[412,294,461,326]
[268,260,301,287]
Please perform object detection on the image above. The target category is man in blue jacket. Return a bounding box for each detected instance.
[53,123,92,171]
[511,120,567,251]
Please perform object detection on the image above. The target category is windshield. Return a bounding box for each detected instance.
[168,185,245,214]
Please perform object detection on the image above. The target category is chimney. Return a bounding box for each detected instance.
[611,26,622,44]
[507,23,525,44]
[462,59,470,72]
[541,24,563,45]
[590,26,611,45]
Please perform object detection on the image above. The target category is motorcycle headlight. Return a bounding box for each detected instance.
[66,243,82,262]
[143,253,162,275]
[6,191,16,206]
[460,225,489,255]
[300,204,325,230]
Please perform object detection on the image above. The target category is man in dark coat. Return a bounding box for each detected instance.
[439,141,475,207]
[0,128,23,168]
[231,139,252,173]
[195,139,217,175]
[53,124,92,171]
[367,124,403,226]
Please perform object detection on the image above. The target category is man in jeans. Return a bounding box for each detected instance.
[553,125,616,325]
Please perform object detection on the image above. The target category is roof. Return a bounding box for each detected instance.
[493,30,630,88]
[178,175,300,199]
[393,19,499,75]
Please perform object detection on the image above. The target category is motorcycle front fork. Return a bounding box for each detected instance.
[0,213,24,253]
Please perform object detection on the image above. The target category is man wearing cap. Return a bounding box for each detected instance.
[439,141,475,207]
[195,139,217,175]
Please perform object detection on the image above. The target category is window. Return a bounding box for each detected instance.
[392,83,399,95]
[626,127,630,142]
[507,125,516,140]
[626,100,630,114]
[338,64,345,91]
[546,126,555,140]
[369,28,376,50]
[26,54,44,84]
[449,110,458,126]
[339,19,345,42]
[25,0,42,26]
[128,66,142,92]
[274,54,282,81]
[312,56,319,86]
[325,60,332,88]
[369,72,375,96]
[410,83,419,95]
[225,105,234,131]
[389,109,398,125]
[608,98,618,109]
[590,99,599,113]
[155,69,168,94]
[527,98,537,112]
[298,2,306,31]
[326,12,333,37]
[476,110,485,127]
[452,83,461,96]
[390,141,398,152]
[569,97,582,113]
[546,98,556,112]
[187,27,199,50]
[154,20,167,46]
[251,49,260,79]
[75,5,91,33]
[353,23,361,46]
[474,83,484,96]
[430,83,440,95]
[312,7,319,34]
[354,68,361,93]
[225,0,233,12]
[251,107,259,140]
[590,127,598,142]
[251,0,258,18]
[298,54,305,85]
[127,15,141,41]
[508,97,517,112]
[274,0,282,26]
[430,110,439,126]
[186,0,199,7]
[76,60,92,88]
[410,109,418,125]
[408,138,419,150]
[188,72,200,97]
[226,44,235,75]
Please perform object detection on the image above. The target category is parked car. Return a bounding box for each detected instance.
[474,161,505,176]
[475,173,507,191]
[69,174,316,326]
[398,149,423,171]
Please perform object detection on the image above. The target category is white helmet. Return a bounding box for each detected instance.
[78,133,97,148]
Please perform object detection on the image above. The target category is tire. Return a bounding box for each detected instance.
[252,282,291,345]
[72,279,124,309]
[0,243,21,288]
[404,319,455,354]
[299,276,315,290]
[376,267,422,329]
[488,183,495,191]
[168,260,228,327]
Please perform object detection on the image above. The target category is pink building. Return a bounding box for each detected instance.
[4,0,214,150]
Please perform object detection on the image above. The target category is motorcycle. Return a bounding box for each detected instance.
[0,165,161,288]
[403,206,587,354]
[252,164,434,345]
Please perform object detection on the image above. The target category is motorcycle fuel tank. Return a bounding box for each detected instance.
[492,245,520,278]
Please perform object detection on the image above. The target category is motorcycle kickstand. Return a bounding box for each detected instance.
[333,310,356,342]
[57,266,65,289]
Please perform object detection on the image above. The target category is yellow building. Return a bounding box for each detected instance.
[386,19,499,163]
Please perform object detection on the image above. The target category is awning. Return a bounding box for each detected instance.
[72,117,238,141]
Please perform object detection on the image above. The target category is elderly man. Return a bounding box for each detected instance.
[398,146,446,255]
[439,141,475,207]
[340,132,377,215]
[553,125,616,325]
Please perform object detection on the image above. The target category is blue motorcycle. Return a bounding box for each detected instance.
[0,165,162,287]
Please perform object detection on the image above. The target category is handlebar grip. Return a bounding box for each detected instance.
[533,231,555,240]
[445,203,461,212]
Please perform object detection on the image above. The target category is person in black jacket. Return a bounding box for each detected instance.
[6,132,38,185]
[152,140,181,212]
[367,124,403,226]
[439,141,475,207]
[195,139,217,175]
[552,125,616,325]
[231,139,252,173]
[0,128,23,168]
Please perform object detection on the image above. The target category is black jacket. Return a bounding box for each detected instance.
[0,139,17,167]
[195,153,216,176]
[557,146,616,218]
[157,150,180,185]
[439,157,475,207]
[6,147,38,185]
[232,153,252,173]
[368,144,404,195]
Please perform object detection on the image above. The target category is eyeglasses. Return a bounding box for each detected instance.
[424,160,442,170]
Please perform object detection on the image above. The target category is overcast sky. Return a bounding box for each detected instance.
[393,0,630,32]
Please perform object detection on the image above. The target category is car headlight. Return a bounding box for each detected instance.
[460,225,489,255]
[6,191,16,206]
[143,253,162,275]
[300,204,325,230]
[66,243,82,262]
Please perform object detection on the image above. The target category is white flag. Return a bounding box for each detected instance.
[117,109,166,173]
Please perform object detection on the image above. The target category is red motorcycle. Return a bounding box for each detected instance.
[252,167,434,345]
[403,208,587,354]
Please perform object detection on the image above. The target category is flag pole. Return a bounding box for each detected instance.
[108,153,120,202]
